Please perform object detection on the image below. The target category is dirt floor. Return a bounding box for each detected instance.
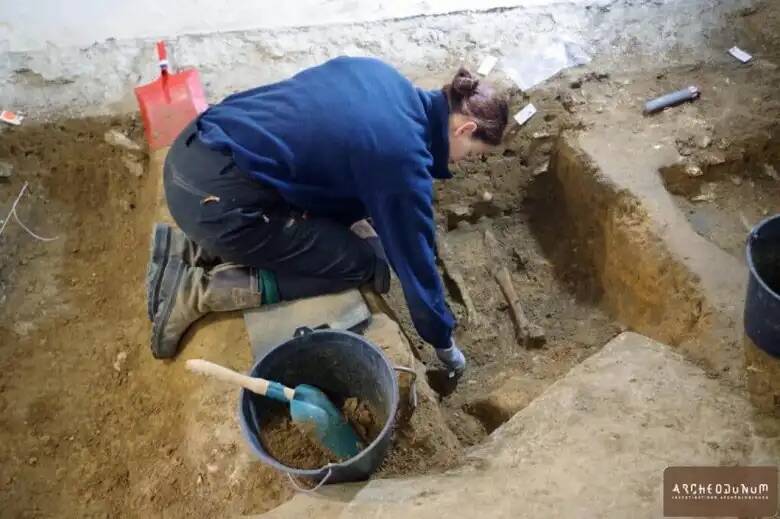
[0,118,292,518]
[384,109,623,447]
[2,3,780,512]
[659,111,780,260]
[0,98,625,515]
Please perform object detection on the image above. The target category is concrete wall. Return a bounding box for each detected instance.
[0,0,755,118]
[0,0,545,52]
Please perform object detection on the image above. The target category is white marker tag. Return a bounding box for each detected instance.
[477,56,498,76]
[513,103,537,126]
[728,46,752,63]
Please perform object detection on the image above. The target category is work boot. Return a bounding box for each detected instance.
[146,223,221,321]
[150,259,263,359]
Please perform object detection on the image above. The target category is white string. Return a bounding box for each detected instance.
[0,182,59,242]
[286,466,333,493]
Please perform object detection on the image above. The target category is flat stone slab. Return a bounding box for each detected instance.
[243,289,370,359]
[255,332,777,519]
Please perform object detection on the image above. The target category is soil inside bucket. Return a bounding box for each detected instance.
[259,398,382,470]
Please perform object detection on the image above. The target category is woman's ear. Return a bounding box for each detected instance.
[454,120,478,137]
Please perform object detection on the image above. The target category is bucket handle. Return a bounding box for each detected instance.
[294,325,330,338]
[286,466,333,493]
[394,366,418,409]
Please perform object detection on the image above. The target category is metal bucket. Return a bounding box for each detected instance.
[238,327,399,485]
[745,214,780,358]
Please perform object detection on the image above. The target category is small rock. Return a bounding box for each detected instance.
[104,129,142,152]
[557,91,576,113]
[691,192,716,203]
[738,5,759,16]
[695,135,712,149]
[122,156,144,178]
[206,464,218,473]
[445,204,472,230]
[0,160,13,178]
[112,351,127,372]
[197,474,204,485]
[684,164,703,177]
[763,164,778,180]
[569,79,582,89]
[730,175,743,186]
[691,183,717,203]
[482,191,493,202]
[703,151,726,166]
[532,131,552,139]
[28,457,37,465]
[512,247,527,270]
[532,160,550,177]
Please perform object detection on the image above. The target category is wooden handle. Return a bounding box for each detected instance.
[185,359,294,400]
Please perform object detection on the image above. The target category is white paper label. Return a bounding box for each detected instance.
[728,46,752,63]
[513,103,537,126]
[477,56,499,76]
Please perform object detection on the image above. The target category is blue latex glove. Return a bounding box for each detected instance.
[435,341,466,377]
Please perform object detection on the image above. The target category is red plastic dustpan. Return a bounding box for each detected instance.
[134,41,208,150]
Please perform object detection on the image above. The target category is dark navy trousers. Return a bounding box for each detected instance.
[163,121,381,300]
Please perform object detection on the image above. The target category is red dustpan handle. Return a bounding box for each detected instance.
[156,41,169,78]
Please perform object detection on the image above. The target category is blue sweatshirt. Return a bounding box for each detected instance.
[197,57,456,349]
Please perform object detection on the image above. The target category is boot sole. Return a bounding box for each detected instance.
[151,255,185,359]
[145,223,171,322]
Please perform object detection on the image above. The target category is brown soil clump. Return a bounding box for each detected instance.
[260,409,341,470]
[258,398,382,470]
[342,397,381,442]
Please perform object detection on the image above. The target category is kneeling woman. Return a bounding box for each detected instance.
[147,57,508,375]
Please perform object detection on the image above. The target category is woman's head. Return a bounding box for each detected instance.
[444,67,509,162]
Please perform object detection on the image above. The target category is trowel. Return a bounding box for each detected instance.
[186,359,362,459]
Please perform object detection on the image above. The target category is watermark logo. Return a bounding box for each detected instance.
[664,466,777,517]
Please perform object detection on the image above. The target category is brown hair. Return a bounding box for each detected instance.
[444,67,509,146]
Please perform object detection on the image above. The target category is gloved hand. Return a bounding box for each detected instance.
[435,341,466,377]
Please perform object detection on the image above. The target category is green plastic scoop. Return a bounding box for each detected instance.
[186,359,362,459]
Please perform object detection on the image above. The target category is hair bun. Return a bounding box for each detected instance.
[452,67,479,97]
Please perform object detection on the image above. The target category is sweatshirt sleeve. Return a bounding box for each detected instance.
[363,171,456,350]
